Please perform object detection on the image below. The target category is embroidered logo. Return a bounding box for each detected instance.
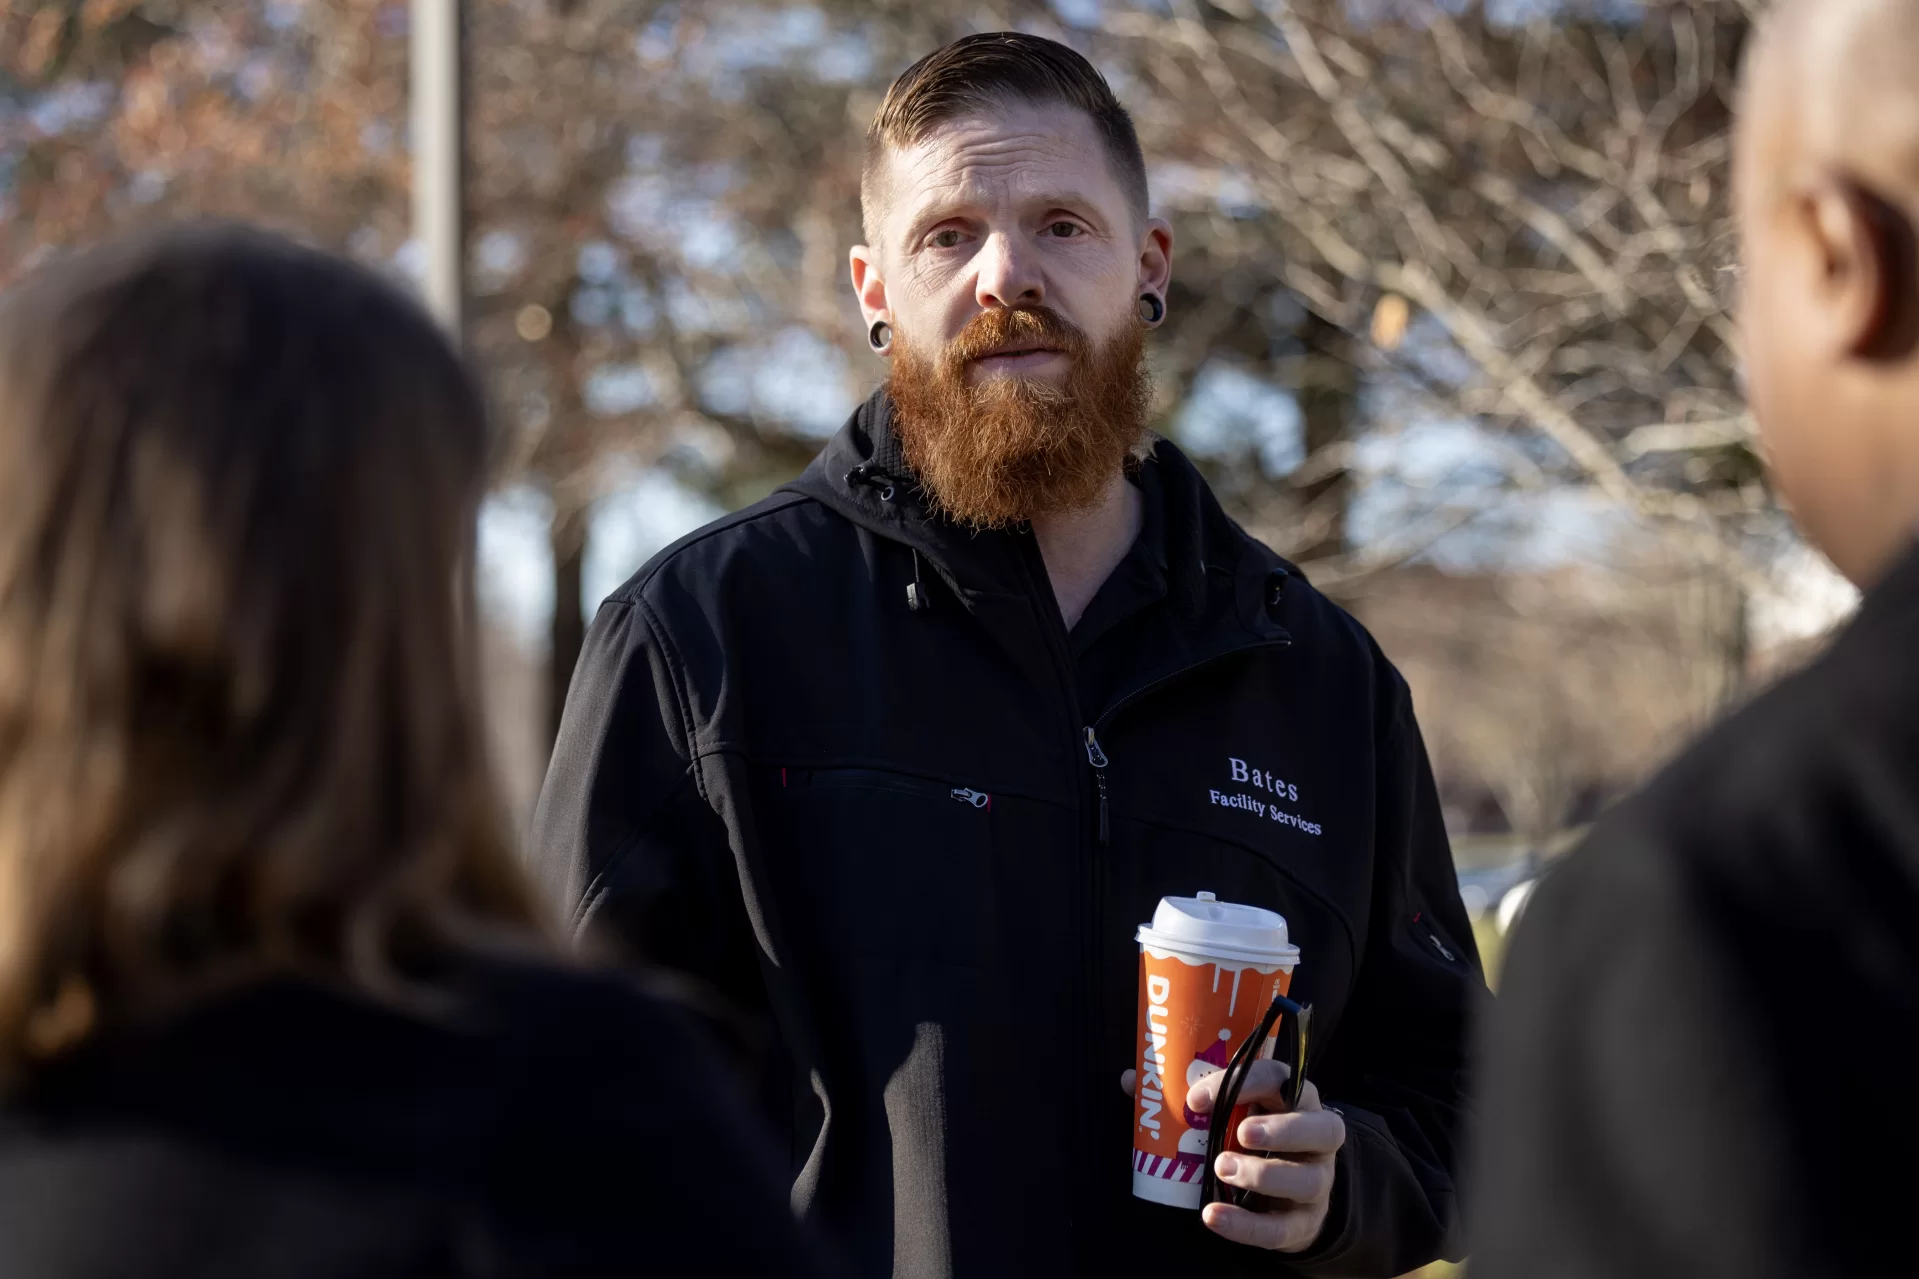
[1209,757,1323,836]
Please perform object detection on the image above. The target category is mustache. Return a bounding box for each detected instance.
[887,305,1150,530]
[941,306,1091,370]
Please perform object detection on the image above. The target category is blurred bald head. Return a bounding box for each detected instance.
[1736,0,1919,587]
[1745,0,1919,200]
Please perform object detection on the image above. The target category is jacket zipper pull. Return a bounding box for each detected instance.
[1083,727,1110,845]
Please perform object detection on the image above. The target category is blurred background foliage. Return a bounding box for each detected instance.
[0,0,1844,930]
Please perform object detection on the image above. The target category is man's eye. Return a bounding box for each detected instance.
[1047,221,1082,238]
[931,229,964,249]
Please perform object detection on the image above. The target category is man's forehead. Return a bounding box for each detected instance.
[878,105,1120,221]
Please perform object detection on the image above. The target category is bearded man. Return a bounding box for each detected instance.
[532,33,1484,1277]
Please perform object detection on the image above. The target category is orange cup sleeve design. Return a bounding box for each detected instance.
[1132,950,1293,1199]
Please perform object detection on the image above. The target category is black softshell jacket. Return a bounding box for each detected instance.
[531,390,1487,1277]
[1471,543,1919,1278]
[0,965,839,1278]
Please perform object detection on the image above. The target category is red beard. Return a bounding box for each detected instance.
[886,305,1151,529]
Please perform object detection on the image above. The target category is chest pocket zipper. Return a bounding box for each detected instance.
[783,767,992,812]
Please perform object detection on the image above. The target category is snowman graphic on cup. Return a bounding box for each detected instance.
[1173,1028,1236,1182]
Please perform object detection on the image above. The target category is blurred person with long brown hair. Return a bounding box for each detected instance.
[0,226,832,1277]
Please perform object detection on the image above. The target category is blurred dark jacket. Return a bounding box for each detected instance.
[0,960,836,1277]
[1472,543,1919,1277]
[530,388,1488,1277]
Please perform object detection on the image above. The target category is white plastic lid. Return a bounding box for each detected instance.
[1136,891,1300,967]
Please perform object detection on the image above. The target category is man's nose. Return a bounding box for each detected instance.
[974,233,1044,310]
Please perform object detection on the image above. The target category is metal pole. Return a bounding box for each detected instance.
[410,0,463,337]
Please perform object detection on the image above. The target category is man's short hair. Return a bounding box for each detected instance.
[861,32,1150,243]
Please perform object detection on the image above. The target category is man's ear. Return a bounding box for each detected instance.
[1805,179,1919,361]
[1137,216,1174,300]
[849,244,889,329]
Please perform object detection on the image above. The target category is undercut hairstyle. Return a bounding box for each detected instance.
[861,32,1150,243]
[0,226,550,1075]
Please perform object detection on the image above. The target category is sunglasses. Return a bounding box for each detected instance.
[1199,991,1313,1210]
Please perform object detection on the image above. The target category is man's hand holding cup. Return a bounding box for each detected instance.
[1119,1062,1344,1250]
[1187,1058,1345,1250]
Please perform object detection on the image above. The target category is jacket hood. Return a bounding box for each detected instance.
[783,385,934,551]
[781,386,1297,638]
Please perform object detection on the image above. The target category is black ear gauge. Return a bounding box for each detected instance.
[868,319,893,353]
[1138,293,1165,326]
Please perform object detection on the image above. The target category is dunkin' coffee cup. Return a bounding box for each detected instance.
[1130,891,1299,1209]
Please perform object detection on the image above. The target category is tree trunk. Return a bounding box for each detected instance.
[546,499,588,753]
[1677,557,1750,729]
[1707,571,1749,712]
[1295,311,1358,564]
